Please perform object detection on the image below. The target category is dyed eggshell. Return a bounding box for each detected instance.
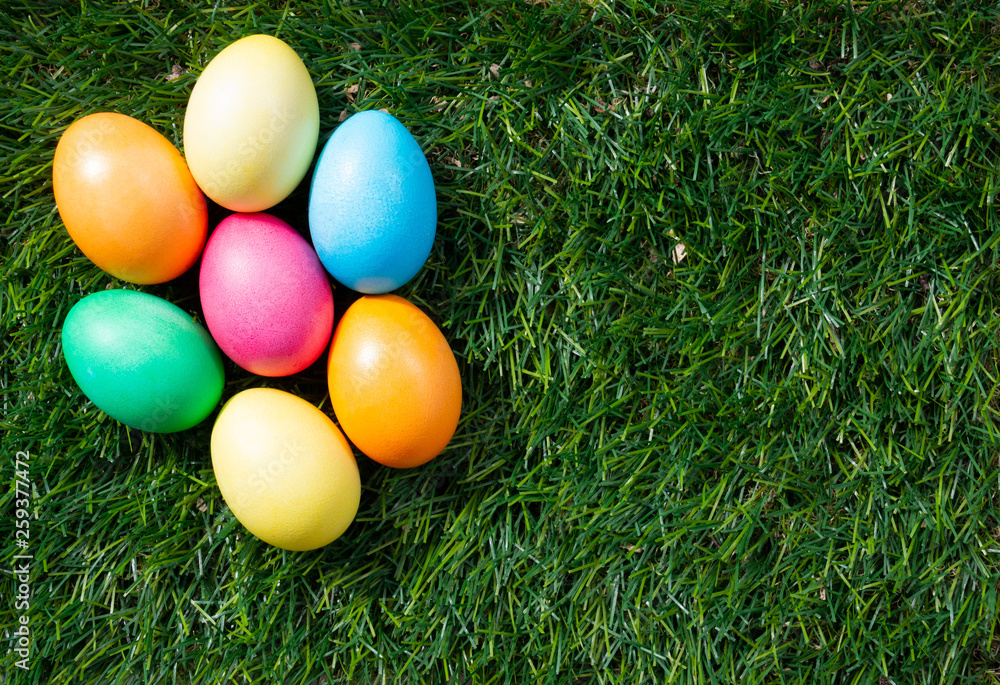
[309,110,437,294]
[184,35,320,211]
[211,388,361,551]
[53,112,207,284]
[327,294,461,468]
[199,213,333,377]
[61,290,225,433]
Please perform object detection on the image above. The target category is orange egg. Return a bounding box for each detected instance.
[53,112,207,284]
[328,294,461,468]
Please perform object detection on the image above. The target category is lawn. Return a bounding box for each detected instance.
[3,0,1000,683]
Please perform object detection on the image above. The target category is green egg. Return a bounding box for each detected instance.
[62,289,225,433]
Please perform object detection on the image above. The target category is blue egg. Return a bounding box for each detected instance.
[308,110,437,293]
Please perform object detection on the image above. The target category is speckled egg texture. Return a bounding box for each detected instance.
[199,212,334,376]
[308,110,437,294]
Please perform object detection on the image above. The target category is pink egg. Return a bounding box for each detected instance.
[200,212,334,376]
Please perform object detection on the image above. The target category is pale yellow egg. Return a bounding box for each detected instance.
[210,388,360,551]
[183,35,319,211]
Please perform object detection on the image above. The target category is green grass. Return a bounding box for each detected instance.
[3,0,1000,682]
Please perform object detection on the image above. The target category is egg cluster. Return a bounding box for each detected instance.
[54,35,462,552]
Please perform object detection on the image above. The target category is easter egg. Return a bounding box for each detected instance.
[184,35,319,212]
[211,388,360,551]
[327,294,461,468]
[309,110,437,294]
[52,112,208,284]
[200,213,334,376]
[61,290,224,433]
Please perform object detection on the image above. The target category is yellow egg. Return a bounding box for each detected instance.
[210,388,360,551]
[183,35,319,211]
